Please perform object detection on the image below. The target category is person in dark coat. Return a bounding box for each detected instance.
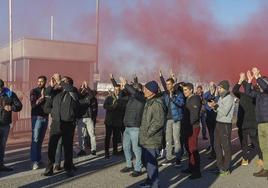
[103,84,127,158]
[118,76,145,177]
[0,79,22,172]
[233,72,263,167]
[181,83,202,179]
[43,75,79,177]
[245,68,268,177]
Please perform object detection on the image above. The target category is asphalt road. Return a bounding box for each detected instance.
[1,123,268,188]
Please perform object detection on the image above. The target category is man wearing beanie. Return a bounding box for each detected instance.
[139,81,165,188]
[208,80,235,176]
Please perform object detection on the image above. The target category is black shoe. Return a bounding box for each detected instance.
[120,166,134,173]
[189,172,202,179]
[130,170,142,177]
[77,150,86,157]
[181,168,192,174]
[0,165,13,172]
[91,150,96,156]
[66,170,74,177]
[139,182,152,188]
[161,159,173,166]
[54,164,62,172]
[113,150,119,155]
[72,164,77,171]
[43,167,53,176]
[208,152,216,160]
[175,159,182,167]
[206,146,211,152]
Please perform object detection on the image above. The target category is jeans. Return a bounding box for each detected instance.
[165,120,181,160]
[123,127,142,171]
[31,116,48,162]
[77,118,96,151]
[258,123,268,170]
[142,147,160,188]
[214,122,232,171]
[0,125,10,165]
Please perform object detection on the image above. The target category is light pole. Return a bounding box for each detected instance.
[94,0,100,89]
[9,0,13,82]
[50,16,54,40]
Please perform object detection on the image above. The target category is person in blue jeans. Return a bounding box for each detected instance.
[117,76,145,177]
[30,76,49,170]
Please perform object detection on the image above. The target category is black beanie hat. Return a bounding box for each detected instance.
[145,81,159,94]
[218,80,230,91]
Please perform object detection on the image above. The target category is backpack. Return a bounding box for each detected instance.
[59,91,79,122]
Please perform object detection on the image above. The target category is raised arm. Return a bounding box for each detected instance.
[159,70,168,92]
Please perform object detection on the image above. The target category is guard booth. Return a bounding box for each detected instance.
[0,38,97,133]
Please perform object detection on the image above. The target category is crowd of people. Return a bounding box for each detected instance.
[0,67,267,188]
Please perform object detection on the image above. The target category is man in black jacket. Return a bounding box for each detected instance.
[76,81,97,156]
[43,76,79,177]
[103,84,127,158]
[0,79,22,172]
[181,83,202,179]
[233,72,262,167]
[118,76,145,177]
[245,68,268,177]
[30,76,49,170]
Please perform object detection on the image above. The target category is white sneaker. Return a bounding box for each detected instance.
[32,162,39,170]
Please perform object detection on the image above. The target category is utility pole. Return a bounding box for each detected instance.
[9,0,13,82]
[94,0,100,89]
[50,16,54,40]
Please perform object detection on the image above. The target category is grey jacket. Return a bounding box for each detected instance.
[216,92,235,124]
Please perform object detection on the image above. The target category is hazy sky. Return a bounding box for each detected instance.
[0,0,263,46]
[0,0,267,81]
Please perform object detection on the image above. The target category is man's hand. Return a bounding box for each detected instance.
[41,88,45,98]
[53,73,61,84]
[159,70,163,77]
[4,105,12,112]
[119,76,127,87]
[50,77,56,87]
[109,74,114,79]
[207,101,216,109]
[252,67,261,79]
[238,72,246,84]
[247,70,253,83]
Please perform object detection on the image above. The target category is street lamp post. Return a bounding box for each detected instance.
[94,0,100,89]
[9,0,13,82]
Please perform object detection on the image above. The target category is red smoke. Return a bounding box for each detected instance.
[95,0,268,83]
